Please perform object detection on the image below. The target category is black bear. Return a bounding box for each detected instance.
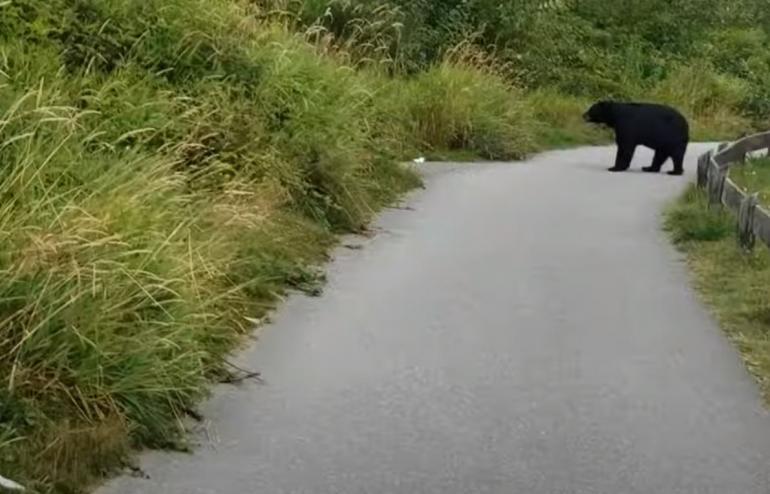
[583,101,690,175]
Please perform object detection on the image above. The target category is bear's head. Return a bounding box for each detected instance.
[583,101,615,126]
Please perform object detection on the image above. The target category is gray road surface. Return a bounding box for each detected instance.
[97,145,770,494]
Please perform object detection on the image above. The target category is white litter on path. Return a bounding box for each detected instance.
[0,474,25,491]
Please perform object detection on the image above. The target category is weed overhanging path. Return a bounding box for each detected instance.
[98,144,770,494]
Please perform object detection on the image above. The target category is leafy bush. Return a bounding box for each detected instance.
[273,0,770,128]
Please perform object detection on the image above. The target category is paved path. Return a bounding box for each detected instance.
[97,145,770,494]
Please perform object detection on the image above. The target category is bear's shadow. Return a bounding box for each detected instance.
[576,162,668,175]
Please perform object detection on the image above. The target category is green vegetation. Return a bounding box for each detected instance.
[665,186,770,404]
[276,0,770,137]
[2,0,770,492]
[730,158,770,206]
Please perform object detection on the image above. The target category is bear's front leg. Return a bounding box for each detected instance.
[608,143,636,172]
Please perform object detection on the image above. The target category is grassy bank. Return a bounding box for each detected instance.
[2,0,770,492]
[665,184,770,404]
[0,2,536,492]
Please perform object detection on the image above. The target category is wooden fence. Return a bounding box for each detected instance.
[696,131,770,251]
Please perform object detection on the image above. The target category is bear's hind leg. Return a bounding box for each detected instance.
[642,149,668,173]
[668,144,687,176]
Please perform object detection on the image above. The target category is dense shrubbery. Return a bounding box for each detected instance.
[281,0,770,134]
[1,0,769,491]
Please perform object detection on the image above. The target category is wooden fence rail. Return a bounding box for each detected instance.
[696,131,770,251]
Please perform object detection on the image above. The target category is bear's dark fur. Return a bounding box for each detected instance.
[583,101,689,175]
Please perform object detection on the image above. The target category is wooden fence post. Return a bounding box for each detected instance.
[703,132,770,250]
[697,151,711,188]
[707,163,727,207]
[737,193,759,252]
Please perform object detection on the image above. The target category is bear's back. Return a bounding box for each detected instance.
[616,102,689,141]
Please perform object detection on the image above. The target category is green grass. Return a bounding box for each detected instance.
[2,0,769,492]
[380,48,538,161]
[665,186,770,403]
[525,89,613,149]
[648,60,755,141]
[729,157,770,205]
[0,81,339,491]
[0,2,542,492]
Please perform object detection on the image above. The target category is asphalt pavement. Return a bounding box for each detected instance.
[96,144,770,494]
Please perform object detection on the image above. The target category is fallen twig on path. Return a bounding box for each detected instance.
[220,360,264,385]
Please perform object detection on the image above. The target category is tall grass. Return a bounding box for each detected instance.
[0,1,535,491]
[274,0,770,136]
[3,0,770,491]
[525,89,611,149]
[386,47,536,160]
[0,74,332,491]
[649,60,752,140]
